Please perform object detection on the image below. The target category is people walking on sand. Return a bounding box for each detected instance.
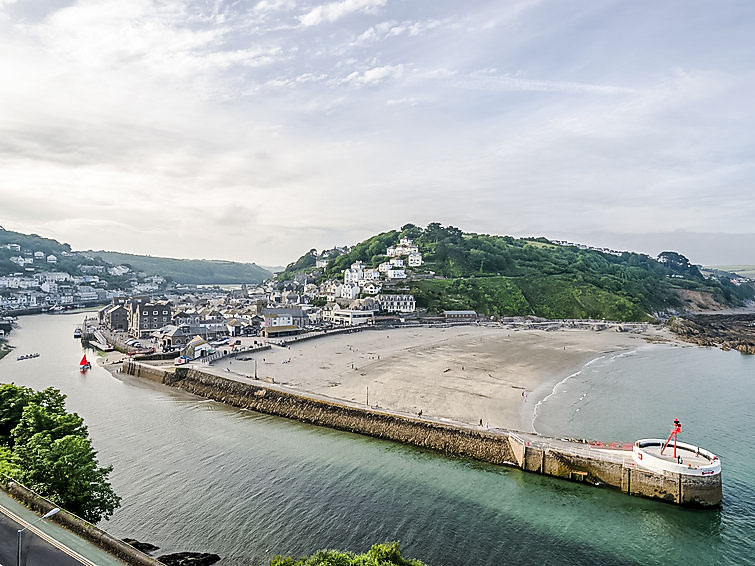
[418,410,423,416]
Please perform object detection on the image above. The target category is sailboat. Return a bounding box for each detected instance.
[79,354,91,371]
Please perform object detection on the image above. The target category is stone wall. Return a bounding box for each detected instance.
[122,360,722,507]
[3,480,161,566]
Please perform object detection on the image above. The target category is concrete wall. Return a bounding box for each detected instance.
[3,480,161,566]
[122,360,722,507]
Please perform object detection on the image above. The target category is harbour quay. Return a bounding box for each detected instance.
[121,359,723,508]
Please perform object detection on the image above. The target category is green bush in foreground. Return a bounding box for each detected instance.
[0,383,121,522]
[271,542,426,566]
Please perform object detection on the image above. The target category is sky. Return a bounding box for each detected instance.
[1,0,754,267]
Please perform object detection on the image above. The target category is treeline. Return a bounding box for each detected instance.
[86,250,271,284]
[0,384,120,523]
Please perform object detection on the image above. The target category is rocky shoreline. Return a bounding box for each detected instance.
[122,538,220,565]
[669,313,755,354]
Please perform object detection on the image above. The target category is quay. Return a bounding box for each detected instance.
[121,358,722,508]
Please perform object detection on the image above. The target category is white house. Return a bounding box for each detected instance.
[378,294,416,313]
[46,254,57,264]
[378,262,391,273]
[339,282,361,300]
[408,252,422,267]
[362,282,382,295]
[363,268,380,281]
[386,269,407,280]
[344,268,364,284]
[316,258,328,268]
[389,257,404,267]
[33,251,45,259]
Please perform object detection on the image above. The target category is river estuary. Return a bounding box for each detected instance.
[1,313,753,565]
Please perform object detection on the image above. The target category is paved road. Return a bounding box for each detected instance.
[0,506,91,566]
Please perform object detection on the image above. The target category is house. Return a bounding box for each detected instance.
[33,251,44,259]
[99,304,128,331]
[362,282,382,295]
[261,307,308,328]
[386,269,406,280]
[389,258,404,267]
[339,282,360,300]
[46,255,57,264]
[344,268,363,284]
[127,298,173,338]
[378,294,416,313]
[408,252,422,267]
[378,262,391,273]
[182,336,214,359]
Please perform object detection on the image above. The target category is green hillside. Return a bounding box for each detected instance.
[291,223,755,321]
[87,250,270,284]
[0,227,270,284]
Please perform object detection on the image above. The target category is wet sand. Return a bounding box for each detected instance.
[210,326,670,432]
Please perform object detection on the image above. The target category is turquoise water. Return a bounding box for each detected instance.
[1,315,753,565]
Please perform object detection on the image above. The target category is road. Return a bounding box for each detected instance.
[0,505,92,566]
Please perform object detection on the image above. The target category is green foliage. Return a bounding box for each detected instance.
[270,542,426,566]
[0,383,120,522]
[412,277,530,316]
[280,249,318,281]
[86,250,271,284]
[300,223,754,321]
[13,433,120,523]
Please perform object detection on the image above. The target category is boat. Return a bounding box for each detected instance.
[73,328,82,339]
[79,354,92,371]
[17,353,40,361]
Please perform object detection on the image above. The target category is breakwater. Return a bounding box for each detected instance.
[121,359,722,507]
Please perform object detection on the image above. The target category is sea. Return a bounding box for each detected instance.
[1,313,753,565]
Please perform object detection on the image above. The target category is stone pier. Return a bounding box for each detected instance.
[121,359,722,507]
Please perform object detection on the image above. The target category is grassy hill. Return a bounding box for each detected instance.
[0,227,270,284]
[288,223,755,321]
[87,250,271,285]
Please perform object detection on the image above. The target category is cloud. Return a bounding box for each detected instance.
[299,0,386,27]
[342,64,404,85]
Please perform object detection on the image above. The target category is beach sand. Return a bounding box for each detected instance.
[209,325,671,432]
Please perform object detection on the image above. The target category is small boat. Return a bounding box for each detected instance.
[17,353,40,361]
[79,354,91,371]
[73,329,82,339]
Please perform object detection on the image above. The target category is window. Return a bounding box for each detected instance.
[153,311,158,315]
[143,311,148,315]
[162,310,168,315]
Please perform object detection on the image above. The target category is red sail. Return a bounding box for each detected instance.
[80,355,88,366]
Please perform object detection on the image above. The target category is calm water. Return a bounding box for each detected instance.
[1,314,753,565]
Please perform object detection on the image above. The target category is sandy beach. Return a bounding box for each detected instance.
[203,325,675,432]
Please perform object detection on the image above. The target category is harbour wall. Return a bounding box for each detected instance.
[121,359,722,507]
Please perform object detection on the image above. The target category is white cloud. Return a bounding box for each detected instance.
[299,0,386,27]
[342,64,404,85]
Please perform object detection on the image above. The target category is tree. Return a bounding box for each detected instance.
[13,433,121,522]
[271,542,426,566]
[0,384,121,523]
